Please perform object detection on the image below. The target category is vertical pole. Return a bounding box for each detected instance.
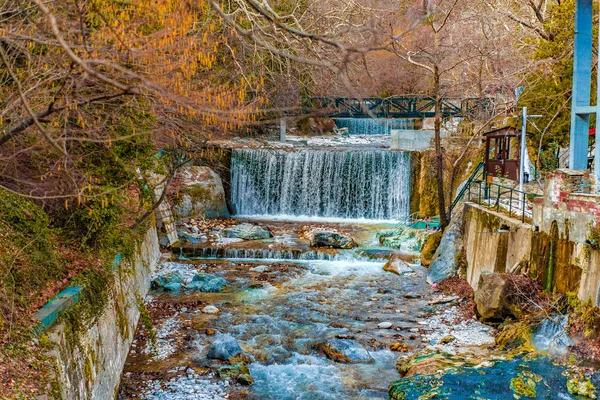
[570,0,593,171]
[280,118,286,142]
[596,10,600,183]
[519,107,527,206]
[519,107,527,192]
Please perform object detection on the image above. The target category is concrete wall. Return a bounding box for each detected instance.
[463,203,533,290]
[462,170,600,305]
[47,227,160,400]
[390,129,434,151]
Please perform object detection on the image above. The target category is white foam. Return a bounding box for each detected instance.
[236,214,399,225]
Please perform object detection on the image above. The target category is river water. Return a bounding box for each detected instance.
[120,133,599,399]
[119,221,436,399]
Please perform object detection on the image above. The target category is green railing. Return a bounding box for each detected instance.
[449,161,485,215]
[465,180,539,223]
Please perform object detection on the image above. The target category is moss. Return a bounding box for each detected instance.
[0,189,65,315]
[510,372,538,398]
[421,232,442,266]
[115,300,130,340]
[495,320,535,353]
[136,294,156,348]
[567,377,597,398]
[567,293,600,339]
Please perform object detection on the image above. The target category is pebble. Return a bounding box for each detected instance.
[378,322,393,329]
[202,305,220,314]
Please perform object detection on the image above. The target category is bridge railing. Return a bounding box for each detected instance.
[301,96,493,119]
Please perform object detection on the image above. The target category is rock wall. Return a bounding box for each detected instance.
[47,227,160,400]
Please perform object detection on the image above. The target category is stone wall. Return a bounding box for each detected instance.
[47,227,160,400]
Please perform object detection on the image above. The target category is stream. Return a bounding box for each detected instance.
[119,130,599,399]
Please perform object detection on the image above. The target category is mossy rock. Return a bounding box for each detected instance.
[172,166,229,220]
[421,232,442,266]
[567,377,597,399]
[396,352,472,378]
[495,320,534,353]
[510,371,540,398]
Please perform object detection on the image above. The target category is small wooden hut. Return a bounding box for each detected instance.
[483,126,521,182]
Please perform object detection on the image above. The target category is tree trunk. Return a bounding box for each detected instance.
[434,64,448,230]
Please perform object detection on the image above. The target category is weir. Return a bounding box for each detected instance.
[334,118,413,135]
[180,247,354,261]
[230,148,411,220]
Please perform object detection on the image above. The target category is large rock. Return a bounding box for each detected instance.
[474,273,522,321]
[427,208,464,284]
[217,362,254,385]
[395,352,472,378]
[151,271,184,291]
[311,231,357,249]
[321,339,374,363]
[186,273,227,292]
[383,258,415,276]
[172,166,229,220]
[223,223,271,240]
[207,334,243,361]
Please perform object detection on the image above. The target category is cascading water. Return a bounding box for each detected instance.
[230,149,411,221]
[334,118,413,135]
[181,247,358,261]
[533,314,573,358]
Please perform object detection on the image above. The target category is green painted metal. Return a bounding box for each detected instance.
[449,161,485,215]
[33,252,123,335]
[302,96,492,119]
[33,286,82,334]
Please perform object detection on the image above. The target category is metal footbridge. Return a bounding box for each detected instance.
[302,96,492,119]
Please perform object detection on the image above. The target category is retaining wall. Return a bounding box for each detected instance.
[462,170,600,305]
[45,227,160,399]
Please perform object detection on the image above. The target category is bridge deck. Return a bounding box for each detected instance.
[302,96,491,119]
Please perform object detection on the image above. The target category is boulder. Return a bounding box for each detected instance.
[567,377,597,398]
[427,208,464,284]
[172,166,229,220]
[311,231,357,249]
[223,223,272,240]
[187,273,227,292]
[395,352,472,378]
[217,362,254,385]
[151,271,184,291]
[474,273,522,321]
[202,305,220,314]
[321,339,374,363]
[207,334,243,361]
[383,258,415,276]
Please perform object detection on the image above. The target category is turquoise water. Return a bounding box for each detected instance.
[390,355,599,399]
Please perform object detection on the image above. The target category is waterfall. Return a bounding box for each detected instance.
[334,118,413,135]
[532,314,573,357]
[230,149,411,220]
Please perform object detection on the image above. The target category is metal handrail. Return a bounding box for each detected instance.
[449,161,485,214]
[466,179,539,223]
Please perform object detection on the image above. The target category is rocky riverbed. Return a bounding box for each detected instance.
[117,246,501,400]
